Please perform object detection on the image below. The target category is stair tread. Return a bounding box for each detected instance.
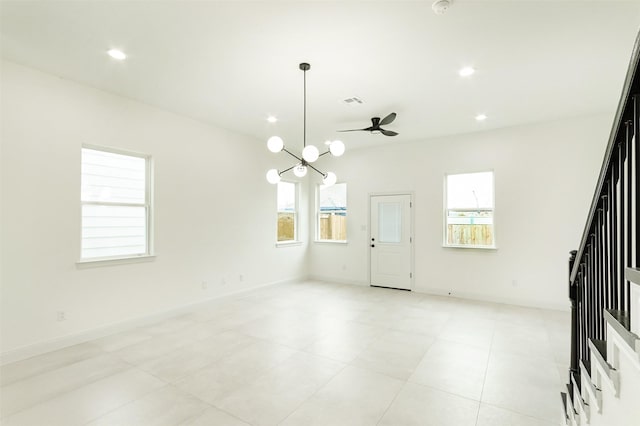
[603,309,639,350]
[626,267,640,286]
[606,309,631,330]
[591,338,607,359]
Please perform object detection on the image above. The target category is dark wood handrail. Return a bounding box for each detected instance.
[570,32,640,284]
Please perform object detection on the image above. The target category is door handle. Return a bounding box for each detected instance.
[371,244,375,248]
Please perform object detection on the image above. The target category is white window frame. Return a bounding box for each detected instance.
[276,180,300,246]
[79,145,154,263]
[315,182,348,243]
[444,170,496,249]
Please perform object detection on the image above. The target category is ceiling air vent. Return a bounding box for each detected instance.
[342,97,364,105]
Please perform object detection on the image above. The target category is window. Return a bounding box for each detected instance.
[445,171,495,248]
[317,183,347,242]
[277,181,298,242]
[81,147,152,260]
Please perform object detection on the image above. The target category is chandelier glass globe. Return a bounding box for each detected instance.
[267,136,284,153]
[329,140,345,157]
[293,164,308,177]
[322,171,337,187]
[266,169,281,184]
[302,145,319,163]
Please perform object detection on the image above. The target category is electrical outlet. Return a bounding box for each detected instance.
[342,264,347,271]
[56,311,66,322]
[201,281,208,290]
[239,274,244,282]
[511,280,518,287]
[221,278,226,286]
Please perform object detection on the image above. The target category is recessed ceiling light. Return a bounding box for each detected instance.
[475,114,487,121]
[107,49,126,60]
[459,66,475,77]
[267,116,278,123]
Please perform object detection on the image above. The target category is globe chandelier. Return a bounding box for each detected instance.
[266,63,345,186]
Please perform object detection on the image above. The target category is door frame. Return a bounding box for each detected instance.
[368,191,415,290]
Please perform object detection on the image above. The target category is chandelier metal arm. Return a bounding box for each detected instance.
[319,150,330,157]
[306,162,326,178]
[279,164,297,175]
[283,148,302,162]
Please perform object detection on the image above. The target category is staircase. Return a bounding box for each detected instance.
[560,31,640,426]
[562,268,640,425]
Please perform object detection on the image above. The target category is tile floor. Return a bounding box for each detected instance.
[0,281,569,425]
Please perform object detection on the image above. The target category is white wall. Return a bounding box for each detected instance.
[309,115,610,310]
[0,61,309,360]
[0,59,612,362]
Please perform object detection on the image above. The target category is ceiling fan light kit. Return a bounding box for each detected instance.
[266,63,344,186]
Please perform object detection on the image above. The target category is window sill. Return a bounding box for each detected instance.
[275,241,303,248]
[442,245,497,250]
[76,254,156,268]
[314,240,348,245]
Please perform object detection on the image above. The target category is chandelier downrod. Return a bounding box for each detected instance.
[301,62,309,149]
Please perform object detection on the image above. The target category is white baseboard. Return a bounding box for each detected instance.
[0,276,305,366]
[308,275,369,287]
[308,277,569,311]
[417,287,570,312]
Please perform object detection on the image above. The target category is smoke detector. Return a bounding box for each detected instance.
[432,0,453,15]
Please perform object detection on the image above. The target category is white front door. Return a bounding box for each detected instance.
[370,194,412,290]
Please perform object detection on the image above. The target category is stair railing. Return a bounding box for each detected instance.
[567,31,640,397]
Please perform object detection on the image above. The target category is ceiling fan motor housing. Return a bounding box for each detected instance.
[432,0,452,15]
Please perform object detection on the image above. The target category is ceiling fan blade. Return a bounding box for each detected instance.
[379,112,396,126]
[337,126,374,132]
[380,129,398,137]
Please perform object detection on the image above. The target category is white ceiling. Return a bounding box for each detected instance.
[2,1,640,150]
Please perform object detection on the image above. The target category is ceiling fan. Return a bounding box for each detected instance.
[338,112,398,136]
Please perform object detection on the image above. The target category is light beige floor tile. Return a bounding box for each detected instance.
[0,282,571,426]
[496,305,546,327]
[481,352,562,423]
[493,323,556,361]
[352,308,403,328]
[1,353,130,417]
[350,330,435,380]
[0,343,103,386]
[280,366,404,426]
[237,315,327,350]
[389,315,448,337]
[439,318,496,349]
[409,339,490,400]
[476,403,558,426]
[176,321,228,341]
[304,322,386,363]
[87,385,208,425]
[113,330,195,365]
[91,329,154,352]
[2,369,165,426]
[137,315,196,336]
[137,331,257,383]
[173,341,297,404]
[213,351,344,426]
[378,382,479,426]
[182,407,251,426]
